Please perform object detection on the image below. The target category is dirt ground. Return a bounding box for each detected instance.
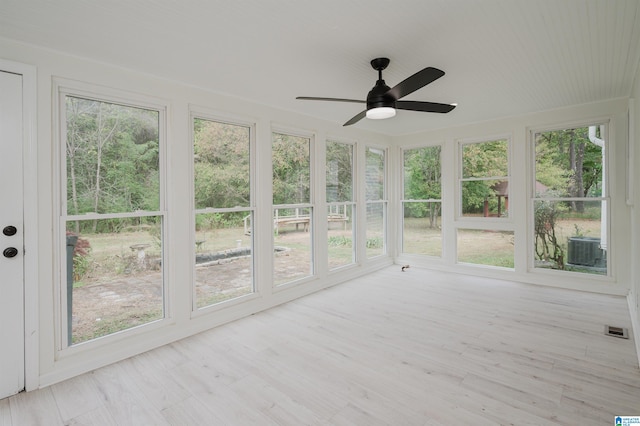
[71,218,602,343]
[71,229,314,343]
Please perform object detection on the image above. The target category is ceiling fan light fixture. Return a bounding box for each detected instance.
[366,106,396,120]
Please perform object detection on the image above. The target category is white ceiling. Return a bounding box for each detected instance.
[1,0,639,136]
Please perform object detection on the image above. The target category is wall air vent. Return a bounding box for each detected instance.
[604,325,629,339]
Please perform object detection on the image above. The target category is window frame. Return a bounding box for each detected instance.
[401,143,443,257]
[271,127,316,288]
[190,110,257,312]
[457,136,512,221]
[364,145,388,259]
[326,138,357,270]
[454,135,514,269]
[529,120,611,277]
[55,80,169,352]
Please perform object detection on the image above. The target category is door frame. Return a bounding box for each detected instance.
[0,59,39,392]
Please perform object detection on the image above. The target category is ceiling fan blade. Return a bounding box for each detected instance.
[386,67,445,100]
[296,96,365,104]
[343,110,367,126]
[396,100,456,113]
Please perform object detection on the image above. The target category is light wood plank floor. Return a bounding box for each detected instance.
[2,267,640,425]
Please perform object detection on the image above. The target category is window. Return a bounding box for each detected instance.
[457,138,514,268]
[61,94,164,346]
[460,139,509,218]
[193,117,254,309]
[402,146,442,256]
[365,146,387,258]
[272,132,313,285]
[326,140,355,269]
[532,124,608,275]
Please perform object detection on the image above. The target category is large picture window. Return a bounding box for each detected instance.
[326,140,355,269]
[402,146,442,257]
[365,146,387,258]
[61,94,165,346]
[272,132,313,285]
[193,117,254,309]
[532,123,608,275]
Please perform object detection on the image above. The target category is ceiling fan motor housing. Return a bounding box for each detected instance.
[367,58,395,111]
[367,80,396,110]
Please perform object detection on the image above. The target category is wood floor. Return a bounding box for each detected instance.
[2,266,639,425]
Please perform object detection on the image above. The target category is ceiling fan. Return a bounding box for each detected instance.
[297,57,456,126]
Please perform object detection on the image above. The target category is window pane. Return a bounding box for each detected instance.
[461,180,509,217]
[272,133,310,205]
[457,229,514,268]
[403,202,441,256]
[365,147,385,200]
[328,204,354,269]
[194,212,254,308]
[534,126,605,198]
[274,207,313,285]
[533,200,606,274]
[326,141,353,203]
[462,140,508,178]
[66,218,163,344]
[65,97,159,215]
[403,146,441,199]
[194,119,250,209]
[366,202,386,258]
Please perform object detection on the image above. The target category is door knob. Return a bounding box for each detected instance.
[3,226,17,236]
[3,247,18,258]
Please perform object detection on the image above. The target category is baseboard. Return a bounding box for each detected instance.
[627,293,640,369]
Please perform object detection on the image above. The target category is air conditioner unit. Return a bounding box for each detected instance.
[567,237,606,268]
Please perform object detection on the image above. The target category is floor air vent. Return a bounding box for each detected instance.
[604,325,629,339]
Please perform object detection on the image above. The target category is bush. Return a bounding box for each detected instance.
[67,231,92,281]
[328,235,352,247]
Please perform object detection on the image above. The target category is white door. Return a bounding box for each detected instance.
[0,70,25,399]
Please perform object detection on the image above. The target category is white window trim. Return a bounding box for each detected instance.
[400,144,444,257]
[271,128,317,290]
[456,136,512,222]
[364,145,389,259]
[189,110,258,313]
[528,120,612,278]
[326,139,357,270]
[53,78,170,353]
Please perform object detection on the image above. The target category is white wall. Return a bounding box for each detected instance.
[394,98,632,295]
[0,38,393,388]
[630,62,640,363]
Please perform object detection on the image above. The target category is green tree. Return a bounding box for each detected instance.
[65,97,160,233]
[461,140,508,215]
[326,141,353,203]
[403,146,441,228]
[535,127,603,212]
[272,133,310,205]
[193,119,250,209]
